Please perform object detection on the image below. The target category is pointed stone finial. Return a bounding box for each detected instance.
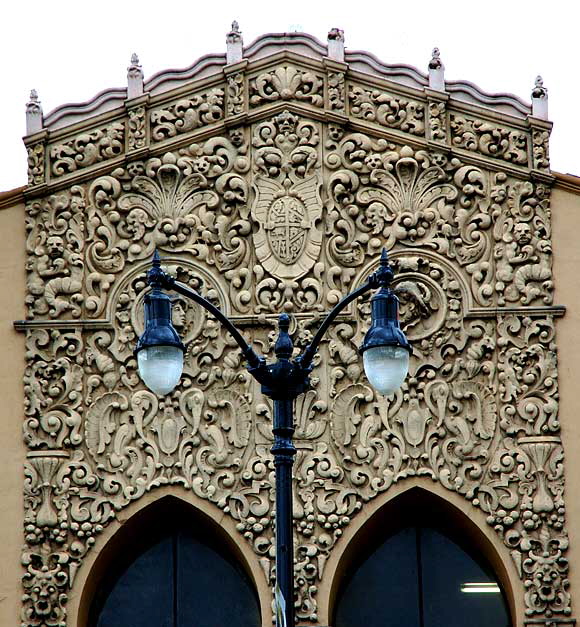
[127,53,144,99]
[26,89,43,134]
[226,21,243,64]
[327,27,345,62]
[428,48,445,91]
[531,75,548,119]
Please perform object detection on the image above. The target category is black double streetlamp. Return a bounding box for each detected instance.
[135,250,410,627]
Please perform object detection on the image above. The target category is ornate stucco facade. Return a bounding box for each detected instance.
[1,25,580,627]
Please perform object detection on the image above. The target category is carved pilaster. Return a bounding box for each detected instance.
[224,61,248,122]
[25,133,47,188]
[528,118,552,174]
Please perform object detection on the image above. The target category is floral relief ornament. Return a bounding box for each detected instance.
[86,136,252,317]
[150,87,225,141]
[249,66,324,108]
[50,122,124,177]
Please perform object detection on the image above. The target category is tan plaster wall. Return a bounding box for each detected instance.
[552,182,580,611]
[0,199,26,626]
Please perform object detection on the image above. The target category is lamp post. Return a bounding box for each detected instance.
[135,249,411,627]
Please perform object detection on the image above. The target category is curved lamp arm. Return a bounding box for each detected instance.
[297,249,395,371]
[146,253,262,369]
[138,249,407,399]
[297,282,372,370]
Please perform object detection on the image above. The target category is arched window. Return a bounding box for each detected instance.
[88,497,261,627]
[333,490,511,627]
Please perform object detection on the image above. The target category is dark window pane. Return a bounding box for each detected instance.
[420,527,510,627]
[92,508,260,627]
[96,534,174,627]
[334,524,510,627]
[176,529,261,627]
[335,527,421,627]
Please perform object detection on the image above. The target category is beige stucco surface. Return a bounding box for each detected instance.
[552,182,580,604]
[0,198,26,627]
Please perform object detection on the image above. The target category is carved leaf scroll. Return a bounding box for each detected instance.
[150,88,225,141]
[50,122,124,177]
[249,66,324,108]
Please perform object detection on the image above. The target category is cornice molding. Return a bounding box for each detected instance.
[0,185,25,209]
[553,171,580,194]
[21,98,549,197]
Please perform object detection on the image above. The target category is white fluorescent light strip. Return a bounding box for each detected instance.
[461,583,501,594]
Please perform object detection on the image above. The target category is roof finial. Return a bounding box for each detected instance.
[226,21,243,64]
[531,75,548,120]
[327,27,345,62]
[428,47,445,91]
[429,48,442,70]
[532,76,548,99]
[26,89,43,135]
[127,53,144,99]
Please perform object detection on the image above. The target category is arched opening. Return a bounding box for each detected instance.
[84,495,261,627]
[332,487,513,627]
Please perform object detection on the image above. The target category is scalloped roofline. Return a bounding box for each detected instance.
[39,31,532,133]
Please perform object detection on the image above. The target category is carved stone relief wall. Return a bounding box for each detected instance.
[20,45,572,627]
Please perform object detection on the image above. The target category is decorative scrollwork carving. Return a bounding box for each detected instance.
[450,114,529,165]
[494,181,553,306]
[150,88,224,141]
[427,99,447,142]
[249,66,324,108]
[349,85,425,136]
[226,72,245,116]
[127,106,147,151]
[86,137,251,317]
[49,122,124,176]
[26,187,85,320]
[532,129,551,171]
[328,72,345,112]
[27,142,45,186]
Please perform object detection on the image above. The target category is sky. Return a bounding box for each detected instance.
[2,0,579,192]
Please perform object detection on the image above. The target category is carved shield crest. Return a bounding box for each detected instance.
[252,174,322,279]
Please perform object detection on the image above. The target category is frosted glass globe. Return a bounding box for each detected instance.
[137,345,184,396]
[363,345,409,396]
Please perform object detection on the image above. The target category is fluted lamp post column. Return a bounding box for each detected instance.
[135,249,411,627]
